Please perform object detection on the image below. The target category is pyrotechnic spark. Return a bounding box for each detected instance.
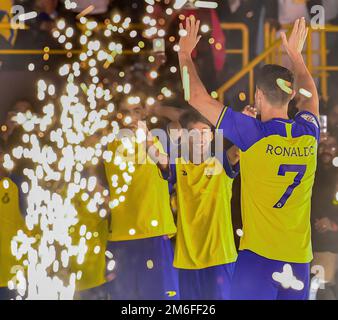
[3,0,184,299]
[182,66,190,101]
[272,264,304,290]
[4,4,132,300]
[76,5,95,19]
[299,88,313,98]
[18,11,38,22]
[174,0,188,10]
[276,78,293,95]
[194,1,218,9]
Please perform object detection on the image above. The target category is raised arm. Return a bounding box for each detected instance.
[138,121,170,175]
[281,17,319,118]
[178,16,224,126]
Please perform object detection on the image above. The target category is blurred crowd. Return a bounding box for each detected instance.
[1,1,338,100]
[0,0,337,299]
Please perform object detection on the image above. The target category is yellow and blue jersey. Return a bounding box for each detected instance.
[216,107,320,263]
[170,155,238,269]
[104,138,177,241]
[0,177,26,288]
[69,190,109,292]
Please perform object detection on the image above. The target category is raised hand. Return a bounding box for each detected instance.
[315,217,335,233]
[179,16,201,56]
[281,17,308,59]
[138,121,154,144]
[242,105,258,118]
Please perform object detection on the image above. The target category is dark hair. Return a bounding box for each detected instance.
[256,64,295,106]
[180,110,213,129]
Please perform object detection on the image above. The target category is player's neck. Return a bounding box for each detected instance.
[188,151,208,164]
[261,104,289,122]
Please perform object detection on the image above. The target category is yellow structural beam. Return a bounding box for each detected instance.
[0,49,150,55]
[221,23,249,68]
[217,24,338,104]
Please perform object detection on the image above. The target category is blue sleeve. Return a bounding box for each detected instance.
[159,167,170,181]
[216,107,264,151]
[294,111,321,142]
[168,164,177,195]
[216,148,240,179]
[223,155,240,179]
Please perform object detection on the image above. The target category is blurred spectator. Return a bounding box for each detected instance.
[151,2,226,91]
[4,1,62,70]
[218,0,263,58]
[216,0,263,108]
[0,100,32,149]
[182,6,226,90]
[323,0,338,24]
[265,0,322,76]
[323,0,338,98]
[264,0,322,24]
[35,0,59,31]
[311,133,338,300]
[327,99,338,137]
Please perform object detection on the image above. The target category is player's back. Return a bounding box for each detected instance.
[217,108,320,263]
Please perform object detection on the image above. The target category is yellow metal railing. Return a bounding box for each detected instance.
[0,49,140,55]
[0,23,28,30]
[218,24,338,104]
[0,22,249,61]
[217,34,287,104]
[221,23,249,68]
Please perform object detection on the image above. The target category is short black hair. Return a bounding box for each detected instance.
[256,64,295,106]
[180,110,213,129]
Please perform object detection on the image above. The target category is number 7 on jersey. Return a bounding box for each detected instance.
[274,164,307,209]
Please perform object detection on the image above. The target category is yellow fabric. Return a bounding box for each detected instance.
[173,157,237,269]
[239,134,317,263]
[0,1,17,46]
[104,138,176,241]
[69,191,109,291]
[0,178,26,287]
[216,107,228,129]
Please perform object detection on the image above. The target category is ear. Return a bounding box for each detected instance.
[255,87,264,102]
[210,131,214,142]
[256,87,262,97]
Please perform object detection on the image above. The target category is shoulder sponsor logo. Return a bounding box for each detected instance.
[300,114,319,128]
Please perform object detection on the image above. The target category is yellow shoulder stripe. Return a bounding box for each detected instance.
[216,107,228,130]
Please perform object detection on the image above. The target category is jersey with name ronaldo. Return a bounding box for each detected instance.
[216,107,320,263]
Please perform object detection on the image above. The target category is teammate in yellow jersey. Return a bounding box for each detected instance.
[168,110,241,300]
[0,146,27,300]
[178,16,319,300]
[0,102,35,300]
[69,161,109,300]
[104,97,179,300]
